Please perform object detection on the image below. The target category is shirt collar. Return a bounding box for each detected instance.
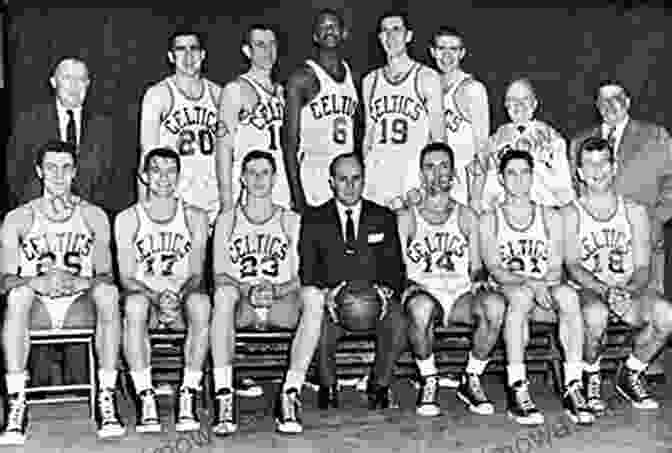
[603,115,629,136]
[335,199,362,219]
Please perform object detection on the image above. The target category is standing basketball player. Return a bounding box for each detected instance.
[0,141,125,444]
[480,148,593,426]
[362,11,444,210]
[216,24,288,212]
[115,148,210,433]
[563,137,672,415]
[140,31,222,225]
[429,27,490,208]
[210,150,324,435]
[283,9,360,213]
[398,142,506,417]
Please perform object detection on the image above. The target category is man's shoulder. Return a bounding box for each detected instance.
[3,203,34,232]
[363,199,394,219]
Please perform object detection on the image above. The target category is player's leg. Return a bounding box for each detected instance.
[316,288,345,410]
[404,289,444,417]
[615,290,672,409]
[175,290,211,432]
[0,287,46,445]
[122,292,160,433]
[73,282,125,438]
[452,290,506,416]
[368,293,407,410]
[546,284,593,425]
[501,284,544,425]
[210,284,252,436]
[579,288,610,416]
[269,287,324,434]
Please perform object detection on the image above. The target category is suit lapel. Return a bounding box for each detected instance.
[329,200,345,243]
[618,118,639,166]
[49,102,60,138]
[79,107,91,151]
[357,201,368,247]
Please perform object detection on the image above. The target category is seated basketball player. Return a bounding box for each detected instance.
[299,152,407,412]
[563,137,672,414]
[0,140,125,444]
[480,148,593,426]
[398,142,506,417]
[115,148,210,433]
[211,150,323,435]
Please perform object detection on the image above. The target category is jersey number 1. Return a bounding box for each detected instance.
[379,118,408,145]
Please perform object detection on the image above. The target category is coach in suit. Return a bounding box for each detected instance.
[299,152,407,410]
[5,57,132,214]
[570,81,672,376]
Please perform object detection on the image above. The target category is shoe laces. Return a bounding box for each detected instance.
[282,391,301,422]
[627,369,651,400]
[179,388,194,418]
[422,376,438,404]
[514,382,536,412]
[466,374,488,402]
[216,391,234,422]
[6,394,26,432]
[98,389,118,424]
[586,372,602,400]
[565,381,588,407]
[141,391,158,421]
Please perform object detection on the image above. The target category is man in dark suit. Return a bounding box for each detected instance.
[5,57,132,387]
[569,81,672,378]
[298,152,407,410]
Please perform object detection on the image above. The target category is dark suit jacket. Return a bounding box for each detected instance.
[299,198,405,295]
[569,118,672,226]
[5,102,133,215]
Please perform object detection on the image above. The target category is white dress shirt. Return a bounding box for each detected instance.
[336,199,362,241]
[602,116,629,155]
[56,101,82,146]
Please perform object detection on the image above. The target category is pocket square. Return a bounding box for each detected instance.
[368,232,384,243]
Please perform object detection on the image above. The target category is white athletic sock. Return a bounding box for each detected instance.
[283,369,305,393]
[213,366,233,391]
[507,364,526,387]
[98,369,118,390]
[182,369,203,390]
[6,372,27,395]
[130,368,152,394]
[465,352,489,376]
[583,359,601,373]
[416,355,438,377]
[626,354,647,372]
[564,361,583,386]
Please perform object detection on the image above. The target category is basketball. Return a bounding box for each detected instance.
[335,280,383,331]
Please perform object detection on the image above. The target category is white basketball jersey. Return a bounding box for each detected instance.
[133,199,192,294]
[157,76,220,224]
[365,63,430,206]
[19,200,95,299]
[495,204,551,279]
[233,76,289,207]
[575,197,634,286]
[405,205,471,299]
[299,60,358,165]
[443,73,476,205]
[222,205,296,285]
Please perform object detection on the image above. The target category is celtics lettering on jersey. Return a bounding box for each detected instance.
[21,231,94,276]
[308,94,358,145]
[135,231,192,277]
[370,95,424,145]
[497,206,551,278]
[238,88,284,151]
[229,233,289,281]
[161,105,217,156]
[407,231,468,273]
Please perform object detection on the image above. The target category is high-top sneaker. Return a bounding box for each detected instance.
[212,388,237,437]
[0,393,29,445]
[615,363,659,410]
[416,375,441,417]
[562,379,594,425]
[275,388,303,434]
[457,373,494,415]
[175,386,200,432]
[506,380,544,425]
[135,389,161,433]
[96,387,126,439]
[583,370,607,416]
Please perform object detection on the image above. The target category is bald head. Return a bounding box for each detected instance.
[50,58,90,109]
[505,77,538,124]
[506,78,536,101]
[596,82,630,126]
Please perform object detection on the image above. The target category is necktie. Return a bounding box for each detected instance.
[605,125,616,150]
[66,109,77,146]
[345,209,355,244]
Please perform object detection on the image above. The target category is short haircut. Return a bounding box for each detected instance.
[241,150,277,174]
[243,23,277,46]
[498,147,534,175]
[329,152,364,178]
[576,136,614,167]
[419,142,455,171]
[313,8,345,33]
[35,140,77,168]
[377,9,411,33]
[597,79,629,98]
[430,26,465,47]
[506,77,537,100]
[143,147,181,174]
[168,30,205,51]
[50,56,88,78]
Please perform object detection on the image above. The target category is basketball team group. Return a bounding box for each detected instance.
[2,7,672,446]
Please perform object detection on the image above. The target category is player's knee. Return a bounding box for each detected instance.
[582,298,609,332]
[651,297,672,334]
[6,285,35,313]
[92,282,120,320]
[405,293,435,327]
[480,293,506,327]
[213,285,240,311]
[553,284,581,315]
[185,292,211,326]
[299,286,324,315]
[123,293,151,323]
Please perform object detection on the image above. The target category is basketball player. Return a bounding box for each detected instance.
[139,30,222,225]
[563,137,672,414]
[398,142,506,417]
[478,78,573,212]
[216,24,288,212]
[210,150,324,435]
[115,148,210,433]
[0,140,125,444]
[362,11,444,210]
[429,27,490,208]
[480,148,593,426]
[283,9,360,213]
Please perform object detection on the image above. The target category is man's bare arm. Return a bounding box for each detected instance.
[212,210,252,295]
[480,210,528,286]
[625,201,652,294]
[273,210,302,298]
[459,205,484,280]
[215,81,244,213]
[74,204,115,289]
[179,206,209,297]
[361,72,376,160]
[457,79,490,155]
[419,67,446,144]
